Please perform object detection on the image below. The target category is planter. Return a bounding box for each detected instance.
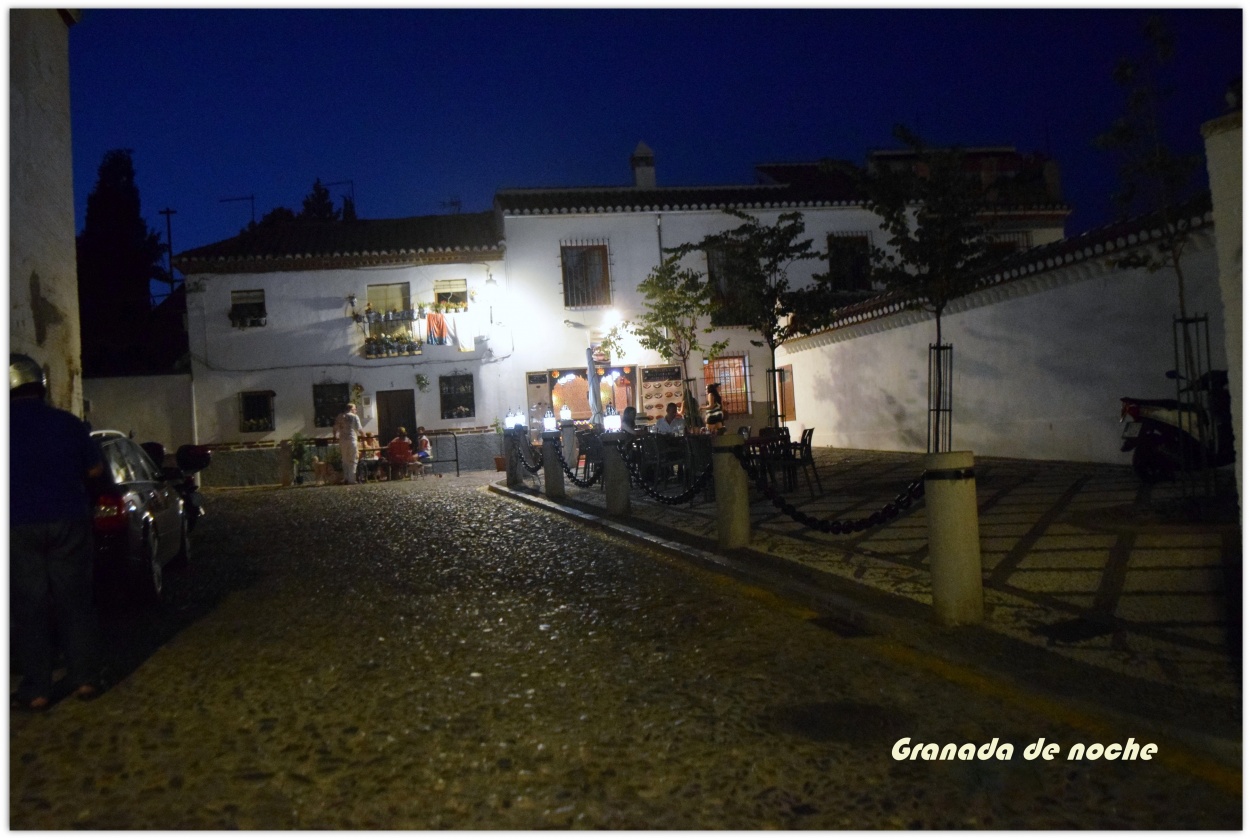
[493,455,507,472]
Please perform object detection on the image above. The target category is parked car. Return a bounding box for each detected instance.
[90,430,189,605]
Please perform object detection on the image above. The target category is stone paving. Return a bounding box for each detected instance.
[498,446,1242,739]
[8,473,1242,828]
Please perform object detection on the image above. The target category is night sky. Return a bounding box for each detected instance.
[67,7,1241,259]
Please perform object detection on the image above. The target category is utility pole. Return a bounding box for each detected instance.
[159,207,177,297]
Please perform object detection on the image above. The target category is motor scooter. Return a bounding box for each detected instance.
[140,441,211,531]
[1119,369,1234,482]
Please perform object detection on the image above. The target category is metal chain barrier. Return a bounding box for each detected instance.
[551,434,603,488]
[731,446,925,534]
[613,438,714,506]
[510,435,544,475]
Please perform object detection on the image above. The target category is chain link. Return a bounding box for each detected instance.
[730,446,925,533]
[551,435,603,488]
[613,438,715,506]
[509,434,543,475]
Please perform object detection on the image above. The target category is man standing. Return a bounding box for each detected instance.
[334,402,364,484]
[9,354,107,710]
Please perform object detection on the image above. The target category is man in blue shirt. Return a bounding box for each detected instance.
[9,354,106,710]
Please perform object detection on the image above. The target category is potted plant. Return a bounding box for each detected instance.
[492,418,507,471]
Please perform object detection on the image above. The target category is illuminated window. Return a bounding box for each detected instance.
[434,278,468,308]
[366,282,413,341]
[703,355,750,416]
[561,243,611,308]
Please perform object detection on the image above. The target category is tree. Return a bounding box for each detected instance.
[845,125,998,451]
[600,254,728,425]
[669,209,820,427]
[1095,16,1208,377]
[76,149,165,376]
[299,178,340,222]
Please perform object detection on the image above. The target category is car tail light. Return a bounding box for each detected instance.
[93,493,129,533]
[1119,400,1140,422]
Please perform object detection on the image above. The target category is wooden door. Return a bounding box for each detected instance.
[376,389,417,443]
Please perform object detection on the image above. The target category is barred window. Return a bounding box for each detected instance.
[238,390,275,433]
[706,244,752,326]
[561,244,611,308]
[367,282,413,340]
[703,354,750,416]
[439,374,476,420]
[826,233,872,292]
[434,278,468,308]
[313,383,349,428]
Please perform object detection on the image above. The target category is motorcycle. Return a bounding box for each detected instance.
[1119,369,1235,482]
[141,441,212,531]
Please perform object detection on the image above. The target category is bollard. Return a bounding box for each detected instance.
[503,428,523,488]
[924,450,984,626]
[560,420,578,466]
[711,434,751,549]
[279,440,294,487]
[600,432,632,516]
[541,431,566,499]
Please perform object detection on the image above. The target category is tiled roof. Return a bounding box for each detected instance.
[175,211,503,274]
[786,191,1214,346]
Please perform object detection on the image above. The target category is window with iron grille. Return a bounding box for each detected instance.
[238,390,275,433]
[703,354,750,416]
[826,233,872,292]
[705,244,752,326]
[439,374,475,420]
[561,243,611,308]
[313,383,350,428]
[434,278,469,308]
[229,289,267,327]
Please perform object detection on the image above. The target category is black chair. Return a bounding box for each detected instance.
[758,427,796,490]
[577,431,606,487]
[789,427,822,498]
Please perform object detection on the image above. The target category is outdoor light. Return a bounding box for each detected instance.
[603,404,621,433]
[543,408,558,433]
[347,294,357,308]
[559,404,572,422]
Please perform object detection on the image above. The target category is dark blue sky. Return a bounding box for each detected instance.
[68,8,1241,256]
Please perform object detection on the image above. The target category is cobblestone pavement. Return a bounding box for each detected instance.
[523,446,1242,709]
[9,473,1241,829]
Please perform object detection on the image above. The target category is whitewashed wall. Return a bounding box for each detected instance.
[83,374,195,448]
[780,231,1224,464]
[498,204,888,429]
[184,259,508,443]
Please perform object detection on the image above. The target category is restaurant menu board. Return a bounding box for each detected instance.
[640,365,683,420]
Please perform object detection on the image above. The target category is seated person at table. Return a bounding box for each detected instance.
[621,406,640,435]
[415,427,432,463]
[389,427,412,448]
[654,402,684,435]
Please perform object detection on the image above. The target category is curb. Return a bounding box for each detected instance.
[486,481,1243,778]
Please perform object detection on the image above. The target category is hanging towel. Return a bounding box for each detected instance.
[450,313,476,352]
[426,312,448,345]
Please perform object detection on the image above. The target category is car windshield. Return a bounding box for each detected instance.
[101,438,160,484]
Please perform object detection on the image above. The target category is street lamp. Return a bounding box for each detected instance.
[543,408,558,433]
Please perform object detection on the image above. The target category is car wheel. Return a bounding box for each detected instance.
[131,527,163,606]
[168,515,190,571]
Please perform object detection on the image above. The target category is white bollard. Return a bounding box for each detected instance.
[924,450,984,626]
[712,434,751,550]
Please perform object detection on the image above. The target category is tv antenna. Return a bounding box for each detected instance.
[219,194,256,225]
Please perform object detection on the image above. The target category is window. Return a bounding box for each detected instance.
[705,244,752,327]
[229,289,267,327]
[703,355,750,416]
[239,390,275,433]
[313,383,350,428]
[826,234,872,292]
[439,374,475,420]
[366,282,414,342]
[561,243,611,308]
[985,231,1032,262]
[434,278,469,308]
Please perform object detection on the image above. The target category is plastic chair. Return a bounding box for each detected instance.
[385,439,423,480]
[789,427,822,498]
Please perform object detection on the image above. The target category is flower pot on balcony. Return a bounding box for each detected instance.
[494,455,507,472]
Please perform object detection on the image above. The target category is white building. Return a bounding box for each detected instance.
[173,143,1072,453]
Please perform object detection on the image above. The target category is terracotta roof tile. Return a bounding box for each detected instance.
[175,211,502,273]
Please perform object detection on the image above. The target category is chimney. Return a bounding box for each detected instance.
[631,141,656,188]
